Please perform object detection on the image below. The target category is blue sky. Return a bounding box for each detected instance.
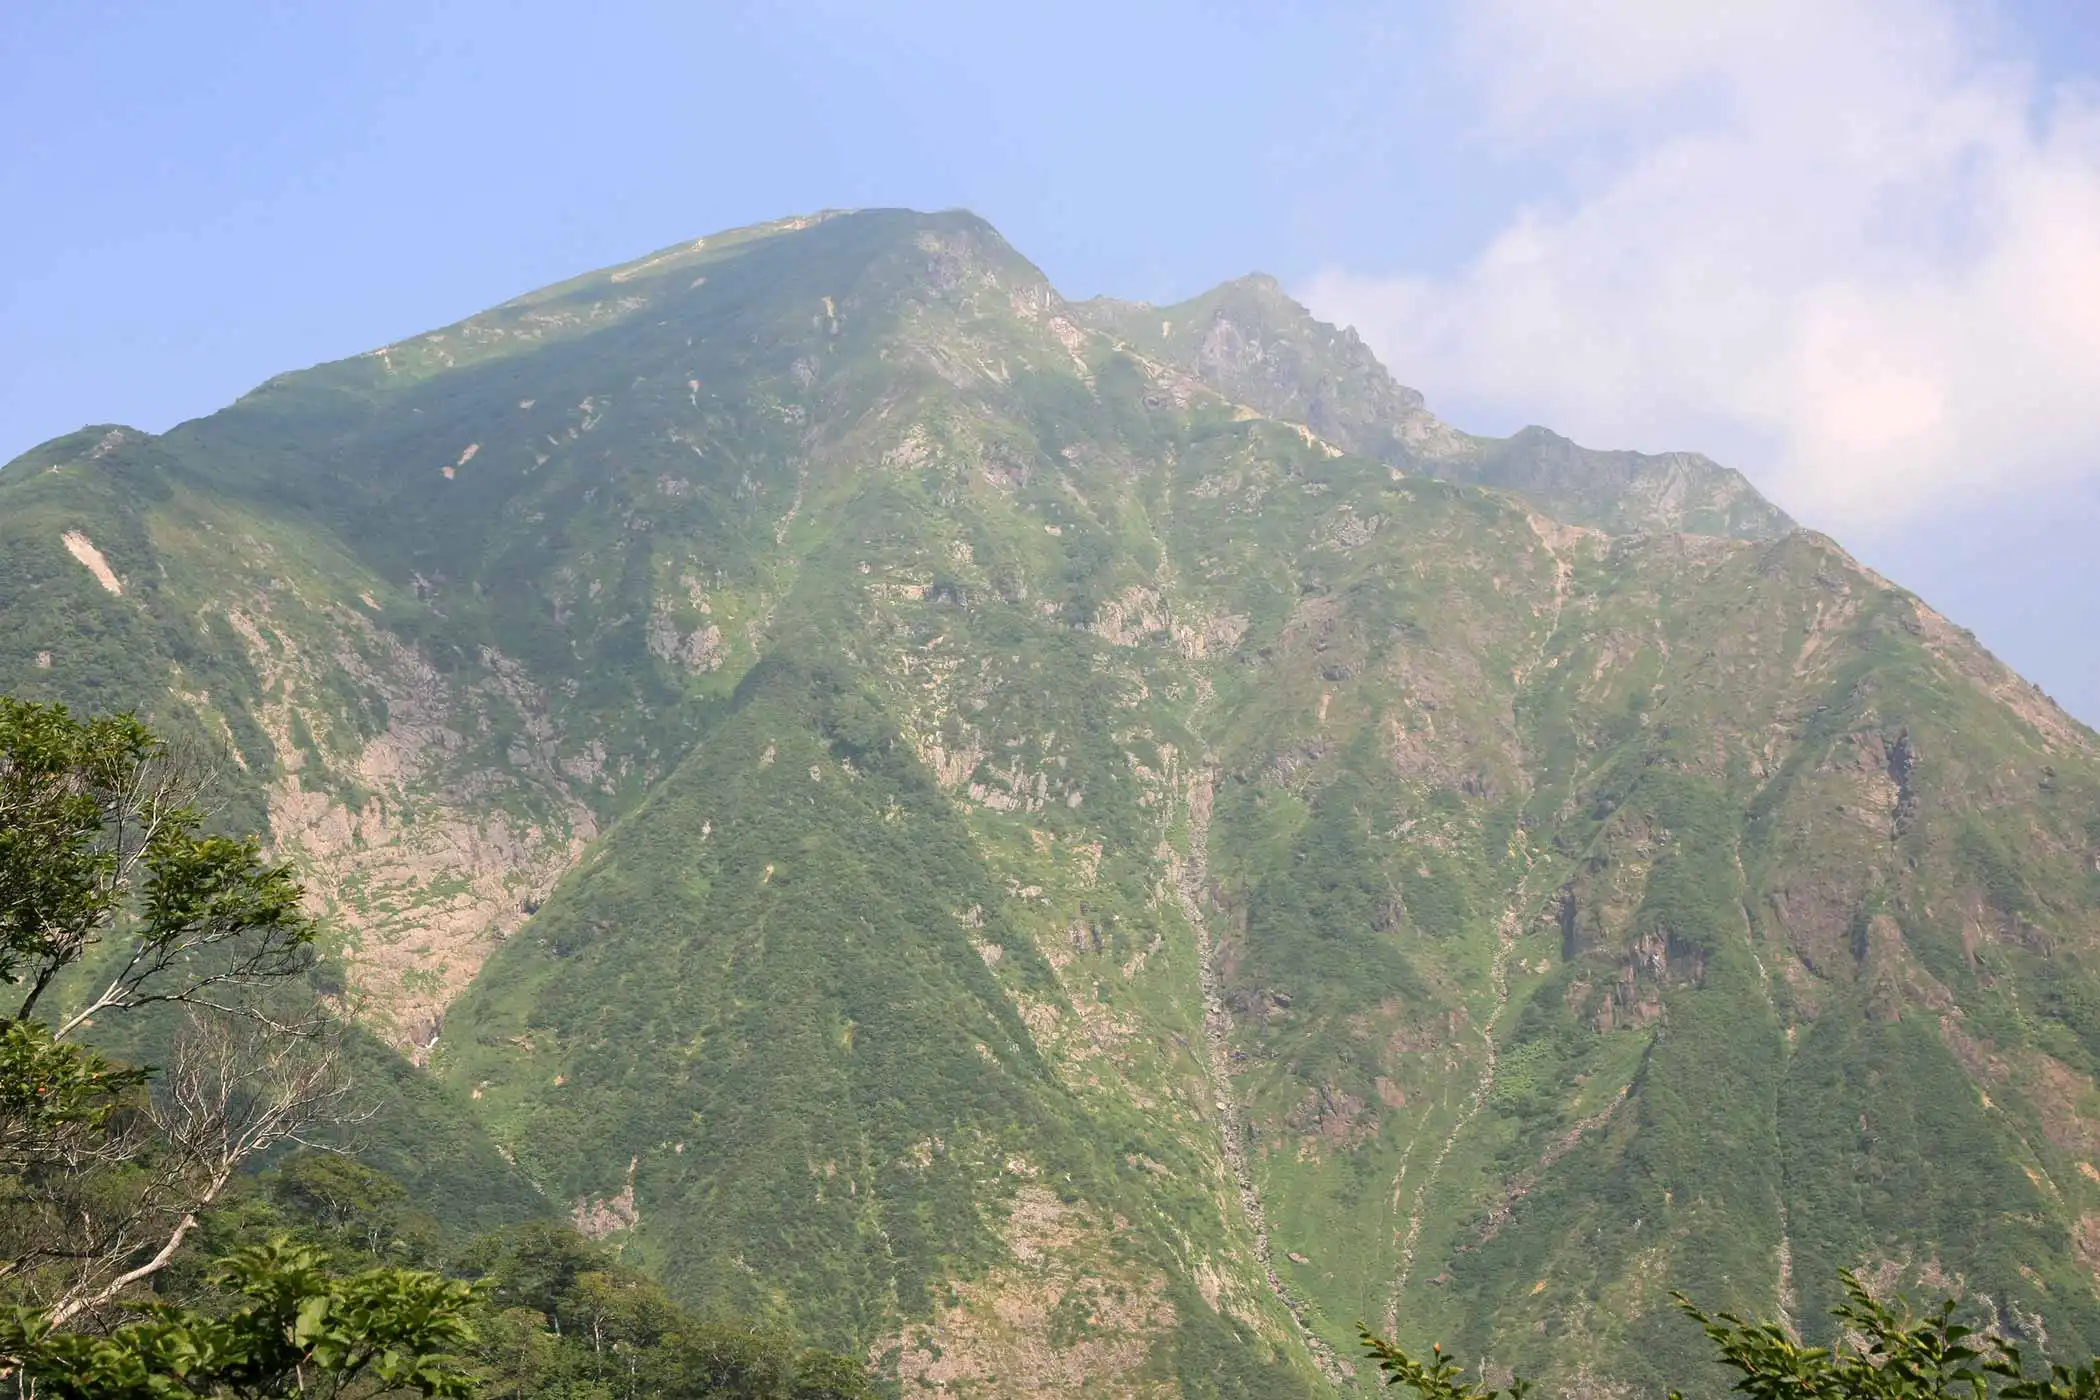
[4,0,2097,720]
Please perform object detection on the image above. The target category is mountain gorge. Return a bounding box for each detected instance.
[5,208,2100,1399]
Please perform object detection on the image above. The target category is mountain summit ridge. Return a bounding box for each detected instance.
[3,206,2096,1400]
[0,206,1787,546]
[1058,255,1793,541]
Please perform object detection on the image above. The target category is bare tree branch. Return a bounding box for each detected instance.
[24,1011,355,1325]
[43,1207,215,1329]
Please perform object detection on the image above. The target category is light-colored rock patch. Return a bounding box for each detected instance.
[884,1186,1177,1400]
[572,1158,641,1239]
[61,531,123,595]
[647,604,726,673]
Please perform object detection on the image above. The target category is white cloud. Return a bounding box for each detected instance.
[1301,0,2100,529]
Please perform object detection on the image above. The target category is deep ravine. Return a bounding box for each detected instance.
[1171,675,1346,1382]
[1383,892,1522,1336]
[1383,535,1571,1336]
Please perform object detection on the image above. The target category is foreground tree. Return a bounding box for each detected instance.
[0,696,344,1320]
[1,1238,477,1399]
[1361,1270,2100,1400]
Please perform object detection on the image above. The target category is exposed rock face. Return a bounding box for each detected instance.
[61,530,124,594]
[225,599,597,1057]
[884,1186,1179,1400]
[571,1158,641,1240]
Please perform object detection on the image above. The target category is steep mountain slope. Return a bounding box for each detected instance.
[3,208,2097,1399]
[0,428,552,1237]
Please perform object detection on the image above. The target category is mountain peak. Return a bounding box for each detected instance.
[1216,270,1288,296]
[1458,423,1794,538]
[1,423,151,476]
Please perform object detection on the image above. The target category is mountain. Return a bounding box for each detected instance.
[5,207,2099,1399]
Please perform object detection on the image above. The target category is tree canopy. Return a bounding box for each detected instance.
[1361,1270,2100,1400]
